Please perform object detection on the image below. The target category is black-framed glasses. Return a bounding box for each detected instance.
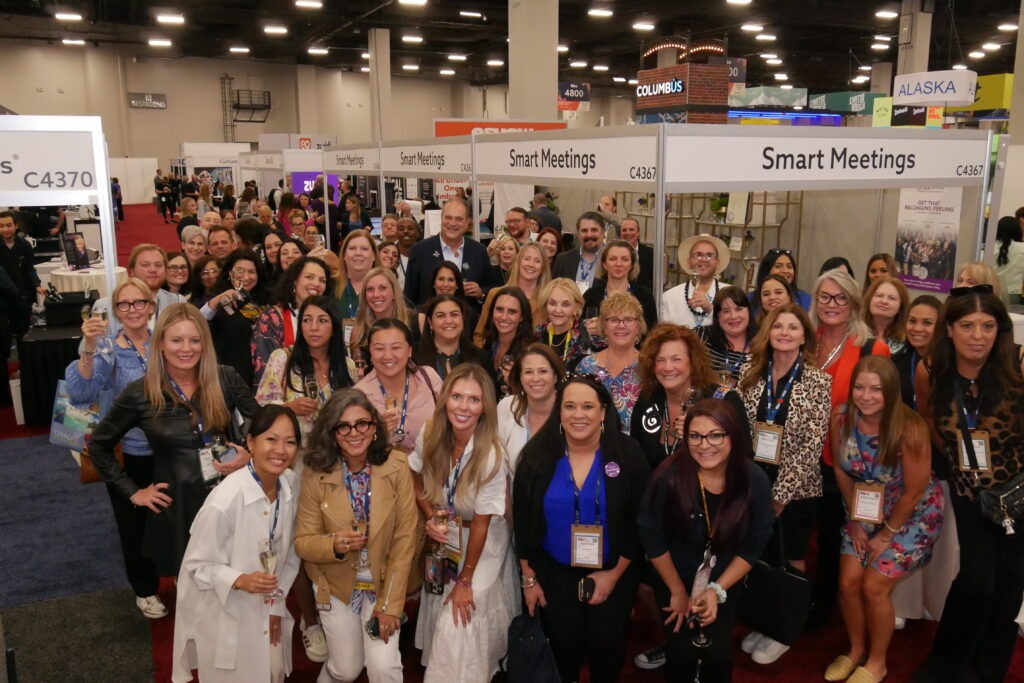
[333,419,375,435]
[115,299,151,312]
[606,316,638,327]
[167,264,189,273]
[816,291,850,307]
[949,283,994,297]
[686,431,728,446]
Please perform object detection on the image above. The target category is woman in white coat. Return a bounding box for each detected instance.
[173,405,303,683]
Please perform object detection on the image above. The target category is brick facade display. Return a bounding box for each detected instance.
[635,63,730,124]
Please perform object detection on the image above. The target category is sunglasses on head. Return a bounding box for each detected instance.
[949,284,994,297]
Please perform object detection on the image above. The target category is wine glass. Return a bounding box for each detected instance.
[691,598,711,649]
[351,520,369,571]
[304,375,320,405]
[80,304,92,323]
[91,307,114,356]
[431,503,449,558]
[385,397,404,445]
[257,538,283,602]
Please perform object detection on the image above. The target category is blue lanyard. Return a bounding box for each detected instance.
[342,462,372,524]
[566,453,602,524]
[445,446,469,511]
[578,251,596,282]
[342,281,358,318]
[376,372,410,433]
[167,375,211,445]
[119,330,148,370]
[956,382,982,430]
[247,461,281,543]
[765,356,801,424]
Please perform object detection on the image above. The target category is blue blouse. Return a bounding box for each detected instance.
[541,452,611,566]
[65,335,152,456]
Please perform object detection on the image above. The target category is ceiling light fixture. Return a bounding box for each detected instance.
[570,60,588,67]
[760,52,777,59]
[982,42,1001,50]
[871,42,889,50]
[766,58,782,65]
[557,45,569,52]
[229,46,250,53]
[295,0,323,7]
[156,14,185,24]
[632,21,655,31]
[851,75,870,83]
[627,78,638,84]
[402,63,419,71]
[587,8,613,17]
[308,47,328,55]
[361,52,370,59]
[969,50,985,58]
[741,23,763,32]
[859,65,872,71]
[440,68,455,75]
[726,0,752,5]
[62,38,85,45]
[593,64,609,71]
[874,35,891,41]
[360,66,370,72]
[952,63,967,70]
[774,73,788,81]
[448,53,467,61]
[875,10,898,19]
[264,25,288,34]
[55,12,82,21]
[148,38,172,47]
[998,23,1018,31]
[755,33,776,41]
[459,10,482,18]
[487,59,504,66]
[780,84,793,90]
[613,76,626,82]
[402,35,423,43]
[398,0,428,5]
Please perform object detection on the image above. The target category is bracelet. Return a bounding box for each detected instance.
[708,582,727,604]
[883,520,900,535]
[457,575,473,587]
[521,576,538,589]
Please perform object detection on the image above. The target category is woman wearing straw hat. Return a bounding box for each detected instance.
[661,234,731,329]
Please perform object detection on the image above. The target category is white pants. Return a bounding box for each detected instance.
[317,594,402,683]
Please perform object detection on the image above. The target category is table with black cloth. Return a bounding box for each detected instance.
[18,324,82,426]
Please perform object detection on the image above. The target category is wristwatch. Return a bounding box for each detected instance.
[708,581,727,604]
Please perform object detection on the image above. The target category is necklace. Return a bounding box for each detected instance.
[817,331,846,369]
[684,279,717,318]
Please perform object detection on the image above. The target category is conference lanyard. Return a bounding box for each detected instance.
[377,372,410,435]
[548,324,571,360]
[167,375,211,445]
[342,462,372,525]
[578,252,596,282]
[247,460,281,543]
[119,330,149,370]
[764,356,801,424]
[445,446,470,511]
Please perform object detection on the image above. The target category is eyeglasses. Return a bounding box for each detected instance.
[606,316,638,327]
[333,419,375,435]
[115,299,151,312]
[167,265,189,273]
[690,251,718,261]
[949,283,994,297]
[816,292,850,307]
[200,268,221,277]
[230,268,257,278]
[686,431,728,446]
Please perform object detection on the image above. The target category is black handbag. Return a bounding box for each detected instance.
[737,525,812,646]
[502,610,560,683]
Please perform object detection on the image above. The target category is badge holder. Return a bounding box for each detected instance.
[753,422,784,465]
[956,429,992,473]
[343,318,356,346]
[443,513,463,584]
[851,481,886,524]
[570,524,604,569]
[197,445,220,486]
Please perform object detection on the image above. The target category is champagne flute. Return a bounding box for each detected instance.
[351,520,369,571]
[691,597,711,649]
[385,397,403,445]
[231,274,249,305]
[304,375,320,405]
[92,307,114,355]
[431,503,449,558]
[258,538,283,602]
[80,304,92,323]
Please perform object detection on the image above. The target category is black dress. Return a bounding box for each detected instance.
[88,366,260,576]
[582,279,658,334]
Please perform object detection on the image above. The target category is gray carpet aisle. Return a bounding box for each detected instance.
[0,436,152,681]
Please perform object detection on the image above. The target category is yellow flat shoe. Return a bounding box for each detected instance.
[824,655,857,681]
[846,666,884,683]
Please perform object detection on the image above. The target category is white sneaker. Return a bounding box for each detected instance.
[303,623,329,663]
[741,631,764,654]
[135,595,169,619]
[751,636,790,664]
[894,617,907,630]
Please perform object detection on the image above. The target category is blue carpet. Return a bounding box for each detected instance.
[0,435,127,608]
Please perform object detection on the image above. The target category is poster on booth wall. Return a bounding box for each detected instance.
[193,166,235,188]
[894,186,962,293]
[62,232,91,271]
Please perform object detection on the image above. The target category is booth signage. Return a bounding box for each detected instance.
[475,135,658,185]
[328,148,380,172]
[946,73,1013,113]
[636,78,685,98]
[127,92,167,109]
[257,153,282,169]
[558,82,591,112]
[664,132,989,189]
[382,144,473,175]
[0,130,97,193]
[893,70,977,106]
[433,119,567,137]
[892,105,929,127]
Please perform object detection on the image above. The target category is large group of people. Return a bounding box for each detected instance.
[48,191,1023,683]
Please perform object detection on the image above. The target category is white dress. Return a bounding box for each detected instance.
[409,435,520,683]
[172,468,301,683]
[496,395,530,475]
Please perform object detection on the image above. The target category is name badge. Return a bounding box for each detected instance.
[753,421,784,465]
[575,280,591,296]
[957,429,991,472]
[445,513,463,564]
[316,576,332,611]
[197,446,219,485]
[570,523,603,568]
[343,318,356,346]
[353,564,375,592]
[851,481,886,524]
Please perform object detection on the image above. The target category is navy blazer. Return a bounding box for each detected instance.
[403,234,498,307]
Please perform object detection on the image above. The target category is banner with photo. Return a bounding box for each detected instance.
[895,186,962,293]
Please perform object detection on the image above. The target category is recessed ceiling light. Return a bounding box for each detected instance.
[982,42,1001,50]
[874,35,891,41]
[360,66,370,72]
[487,59,504,66]
[557,45,569,53]
[295,0,323,7]
[448,54,467,61]
[726,0,752,4]
[402,64,419,71]
[998,23,1018,31]
[62,38,85,45]
[459,10,481,18]
[627,78,638,85]
[588,8,613,17]
[570,60,588,68]
[229,46,250,53]
[760,52,777,59]
[969,50,985,58]
[851,75,870,83]
[308,47,328,55]
[780,84,793,90]
[402,35,423,43]
[264,25,288,34]
[361,52,370,59]
[156,14,185,24]
[55,12,82,21]
[741,23,763,32]
[774,73,788,81]
[398,0,427,4]
[875,10,898,19]
[613,76,626,82]
[440,68,455,75]
[952,63,968,70]
[859,65,873,71]
[755,34,776,41]
[871,43,889,50]
[632,21,655,31]
[148,38,172,47]
[766,58,782,65]
[593,64,609,71]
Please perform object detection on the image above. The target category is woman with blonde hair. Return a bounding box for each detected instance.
[410,364,518,683]
[349,267,416,371]
[954,261,1003,298]
[88,303,261,577]
[474,242,550,345]
[533,277,592,371]
[583,238,658,334]
[491,235,520,283]
[335,229,380,323]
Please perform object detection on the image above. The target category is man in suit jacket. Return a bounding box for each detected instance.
[404,197,498,310]
[551,211,606,292]
[619,217,655,292]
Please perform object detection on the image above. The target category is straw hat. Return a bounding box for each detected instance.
[677,234,730,275]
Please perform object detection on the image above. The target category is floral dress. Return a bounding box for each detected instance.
[838,425,944,578]
[575,352,641,435]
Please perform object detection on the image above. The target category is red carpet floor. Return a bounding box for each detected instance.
[16,204,1024,682]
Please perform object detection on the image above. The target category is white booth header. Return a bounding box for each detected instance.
[326,147,380,173]
[381,142,473,177]
[0,130,98,195]
[893,69,977,106]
